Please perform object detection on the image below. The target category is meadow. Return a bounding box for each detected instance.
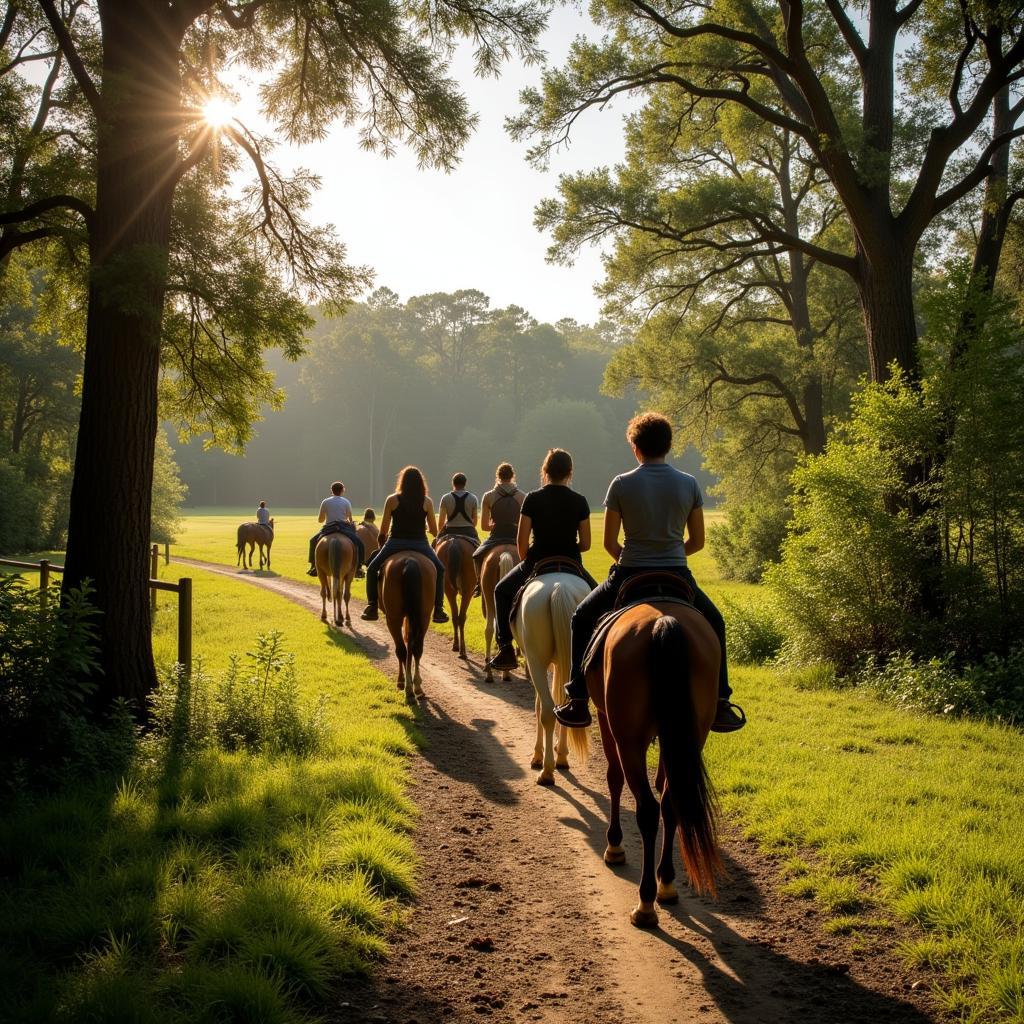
[0,565,419,1024]
[170,510,1024,1022]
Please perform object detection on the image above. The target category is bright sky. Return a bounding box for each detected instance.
[257,7,631,324]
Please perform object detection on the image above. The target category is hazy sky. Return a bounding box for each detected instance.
[260,7,632,325]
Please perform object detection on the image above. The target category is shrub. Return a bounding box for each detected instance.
[723,599,784,664]
[0,576,135,796]
[149,630,328,757]
[711,503,790,583]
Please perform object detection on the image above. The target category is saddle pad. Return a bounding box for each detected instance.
[582,595,695,680]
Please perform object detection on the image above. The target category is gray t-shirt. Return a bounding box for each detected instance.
[440,490,478,527]
[604,463,703,567]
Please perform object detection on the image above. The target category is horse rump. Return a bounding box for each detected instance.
[650,614,723,896]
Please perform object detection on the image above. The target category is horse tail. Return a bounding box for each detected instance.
[650,614,722,896]
[402,557,425,662]
[447,537,463,596]
[329,535,343,594]
[551,581,589,763]
[498,550,515,580]
[236,525,246,564]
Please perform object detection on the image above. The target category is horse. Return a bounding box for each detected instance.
[380,551,434,698]
[435,535,476,659]
[356,520,380,569]
[586,600,723,928]
[236,520,274,570]
[315,532,357,626]
[512,572,592,785]
[481,544,518,682]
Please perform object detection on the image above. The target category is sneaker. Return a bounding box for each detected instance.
[356,569,365,579]
[487,645,518,671]
[554,698,592,728]
[711,700,747,733]
[306,566,318,577]
[360,604,379,621]
[432,608,449,624]
[472,583,481,598]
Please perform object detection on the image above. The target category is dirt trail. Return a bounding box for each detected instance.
[175,558,936,1024]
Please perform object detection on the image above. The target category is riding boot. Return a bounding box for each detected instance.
[361,604,378,621]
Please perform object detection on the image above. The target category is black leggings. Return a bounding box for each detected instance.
[493,558,599,649]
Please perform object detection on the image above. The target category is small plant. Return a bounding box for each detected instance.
[149,630,328,757]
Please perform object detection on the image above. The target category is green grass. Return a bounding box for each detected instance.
[1,565,418,1024]
[171,509,750,655]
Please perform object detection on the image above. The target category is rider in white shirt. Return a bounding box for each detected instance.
[307,481,364,575]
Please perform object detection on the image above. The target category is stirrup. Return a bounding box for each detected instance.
[711,700,747,733]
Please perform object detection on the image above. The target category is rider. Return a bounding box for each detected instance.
[553,413,745,733]
[435,473,480,544]
[485,448,598,672]
[255,500,272,529]
[306,481,365,577]
[360,465,449,624]
[472,462,526,596]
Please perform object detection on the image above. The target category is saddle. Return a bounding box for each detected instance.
[581,570,696,679]
[509,556,593,628]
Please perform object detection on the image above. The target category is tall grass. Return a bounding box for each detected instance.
[1,567,418,1024]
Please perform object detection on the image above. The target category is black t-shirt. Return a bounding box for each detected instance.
[520,484,590,562]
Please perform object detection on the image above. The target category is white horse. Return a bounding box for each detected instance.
[512,572,592,785]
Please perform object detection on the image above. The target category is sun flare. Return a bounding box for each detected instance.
[201,97,235,130]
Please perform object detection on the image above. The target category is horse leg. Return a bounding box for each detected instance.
[320,577,328,622]
[531,692,544,771]
[458,595,468,659]
[484,606,495,682]
[655,759,679,904]
[528,654,556,786]
[555,713,570,770]
[598,711,626,865]
[412,654,424,698]
[343,575,352,626]
[621,744,661,928]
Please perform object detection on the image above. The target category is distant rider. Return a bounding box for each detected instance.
[307,481,364,576]
[553,413,745,733]
[256,500,272,530]
[435,472,480,545]
[472,462,526,597]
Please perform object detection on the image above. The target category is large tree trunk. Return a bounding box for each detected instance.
[61,4,184,712]
[856,245,920,383]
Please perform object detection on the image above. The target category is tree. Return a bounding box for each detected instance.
[0,0,546,708]
[151,430,187,545]
[510,0,1024,386]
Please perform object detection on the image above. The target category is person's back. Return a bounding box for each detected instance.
[605,463,702,567]
[256,501,271,527]
[320,492,352,525]
[308,481,361,575]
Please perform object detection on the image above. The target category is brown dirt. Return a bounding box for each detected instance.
[175,558,939,1024]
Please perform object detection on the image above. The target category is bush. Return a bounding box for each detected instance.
[711,503,790,583]
[724,599,784,664]
[0,576,135,796]
[149,630,328,757]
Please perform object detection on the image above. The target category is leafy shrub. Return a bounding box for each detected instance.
[724,599,784,664]
[0,576,135,795]
[862,649,1024,723]
[149,630,328,757]
[711,503,790,583]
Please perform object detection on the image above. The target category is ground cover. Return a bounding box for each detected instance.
[0,564,418,1024]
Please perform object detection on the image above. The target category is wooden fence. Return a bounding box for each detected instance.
[0,550,193,674]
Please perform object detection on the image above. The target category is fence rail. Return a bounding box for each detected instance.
[0,551,192,674]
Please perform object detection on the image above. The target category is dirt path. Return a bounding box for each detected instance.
[175,558,936,1024]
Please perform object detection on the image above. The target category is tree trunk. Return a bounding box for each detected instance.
[801,379,826,455]
[61,4,184,712]
[856,245,920,382]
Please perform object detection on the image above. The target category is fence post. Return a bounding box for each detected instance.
[150,544,159,613]
[39,558,50,617]
[164,542,170,566]
[177,577,192,675]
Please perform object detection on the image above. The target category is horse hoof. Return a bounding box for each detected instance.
[530,757,543,770]
[502,671,511,682]
[536,773,555,787]
[555,758,569,770]
[630,905,659,929]
[656,882,679,904]
[604,846,626,866]
[397,680,405,690]
[321,614,327,622]
[413,684,424,698]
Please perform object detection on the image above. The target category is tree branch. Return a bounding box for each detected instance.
[35,0,101,113]
[0,192,95,229]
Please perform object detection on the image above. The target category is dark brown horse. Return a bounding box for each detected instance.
[236,520,273,569]
[436,535,476,659]
[380,551,434,697]
[586,600,723,927]
[315,532,356,626]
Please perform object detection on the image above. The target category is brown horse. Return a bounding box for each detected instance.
[436,535,476,659]
[586,601,723,928]
[236,520,273,569]
[356,520,380,568]
[315,532,356,626]
[481,544,518,682]
[380,551,434,697]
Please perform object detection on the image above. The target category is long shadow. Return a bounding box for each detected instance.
[412,698,525,806]
[335,970,471,1024]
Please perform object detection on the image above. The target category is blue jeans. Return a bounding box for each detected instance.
[365,538,446,611]
[566,565,730,701]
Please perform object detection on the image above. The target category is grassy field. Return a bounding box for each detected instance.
[1,565,419,1024]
